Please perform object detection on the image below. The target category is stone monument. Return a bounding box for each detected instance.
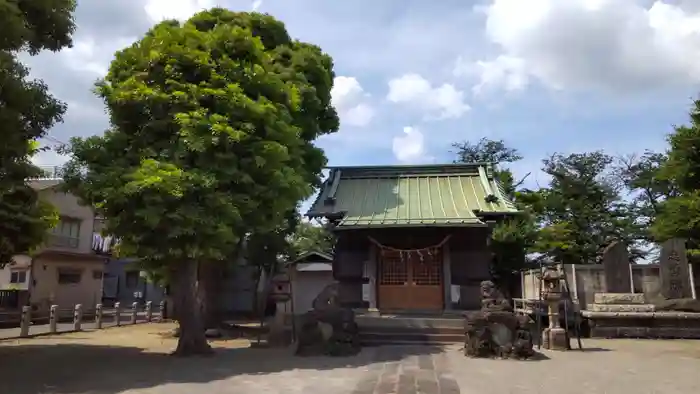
[538,267,569,351]
[602,240,631,293]
[583,238,700,338]
[294,282,360,357]
[659,238,692,300]
[463,281,535,359]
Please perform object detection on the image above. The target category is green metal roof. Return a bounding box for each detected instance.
[306,163,519,229]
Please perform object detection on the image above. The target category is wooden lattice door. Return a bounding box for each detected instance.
[408,249,443,310]
[378,249,443,310]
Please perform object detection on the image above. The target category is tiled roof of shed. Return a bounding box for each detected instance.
[306,164,518,229]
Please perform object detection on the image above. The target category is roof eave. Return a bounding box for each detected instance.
[333,222,489,231]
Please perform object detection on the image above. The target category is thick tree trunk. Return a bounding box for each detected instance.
[198,260,222,329]
[171,260,213,356]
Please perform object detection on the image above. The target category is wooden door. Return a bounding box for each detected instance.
[378,249,443,311]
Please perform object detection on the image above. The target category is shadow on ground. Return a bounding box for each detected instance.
[0,342,444,394]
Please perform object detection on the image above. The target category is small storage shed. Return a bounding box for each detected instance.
[287,251,334,314]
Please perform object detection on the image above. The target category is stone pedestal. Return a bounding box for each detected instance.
[542,327,568,351]
[268,301,290,347]
[583,292,700,339]
[463,281,535,360]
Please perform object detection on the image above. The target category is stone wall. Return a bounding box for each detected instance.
[520,263,671,310]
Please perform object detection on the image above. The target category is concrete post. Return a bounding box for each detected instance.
[95,304,103,329]
[19,306,31,337]
[159,300,166,321]
[130,302,138,324]
[49,305,58,333]
[114,302,121,326]
[145,301,153,322]
[73,304,83,331]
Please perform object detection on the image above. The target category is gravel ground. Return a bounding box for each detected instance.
[0,324,699,394]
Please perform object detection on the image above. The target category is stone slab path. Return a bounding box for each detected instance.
[351,347,459,394]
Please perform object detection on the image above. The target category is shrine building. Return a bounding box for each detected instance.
[305,163,520,313]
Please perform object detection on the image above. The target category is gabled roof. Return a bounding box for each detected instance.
[306,163,519,229]
[288,251,333,265]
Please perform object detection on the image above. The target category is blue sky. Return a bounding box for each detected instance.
[26,0,700,205]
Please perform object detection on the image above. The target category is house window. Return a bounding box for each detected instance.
[57,269,82,284]
[50,217,81,248]
[10,270,27,284]
[92,270,103,280]
[125,270,140,288]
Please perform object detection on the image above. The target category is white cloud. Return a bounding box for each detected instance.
[392,126,430,164]
[467,0,700,94]
[144,0,215,22]
[251,0,262,11]
[31,144,70,167]
[331,76,375,127]
[386,74,470,120]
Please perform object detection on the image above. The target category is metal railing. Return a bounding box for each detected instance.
[47,234,80,249]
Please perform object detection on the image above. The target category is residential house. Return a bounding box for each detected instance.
[91,222,167,306]
[0,166,106,313]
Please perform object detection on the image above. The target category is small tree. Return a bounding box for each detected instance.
[452,138,535,291]
[0,1,75,265]
[62,10,338,355]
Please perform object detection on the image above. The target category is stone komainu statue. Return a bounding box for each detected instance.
[295,282,360,357]
[463,281,534,360]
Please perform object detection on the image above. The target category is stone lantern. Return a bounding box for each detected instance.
[269,271,292,346]
[538,266,569,351]
[270,272,291,302]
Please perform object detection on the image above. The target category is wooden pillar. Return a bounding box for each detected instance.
[365,244,378,311]
[443,242,453,310]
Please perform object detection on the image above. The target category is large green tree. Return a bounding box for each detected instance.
[652,99,700,256]
[0,0,75,265]
[527,152,643,264]
[61,10,338,355]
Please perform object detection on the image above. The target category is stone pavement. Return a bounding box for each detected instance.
[2,324,700,394]
[351,346,459,394]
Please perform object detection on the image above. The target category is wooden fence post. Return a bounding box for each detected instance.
[130,302,138,325]
[49,305,58,334]
[114,302,121,327]
[73,304,82,331]
[145,301,153,322]
[95,304,103,329]
[19,306,31,337]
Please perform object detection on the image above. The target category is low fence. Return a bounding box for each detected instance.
[0,300,167,339]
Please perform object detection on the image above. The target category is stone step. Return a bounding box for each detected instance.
[356,315,463,330]
[360,325,463,335]
[590,326,700,339]
[360,331,463,345]
[594,293,647,305]
[588,304,656,313]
